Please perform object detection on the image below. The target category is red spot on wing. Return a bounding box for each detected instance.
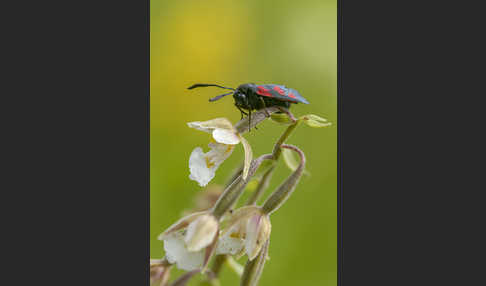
[257,86,273,97]
[288,92,297,99]
[272,86,286,95]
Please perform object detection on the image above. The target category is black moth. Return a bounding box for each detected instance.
[188,83,309,130]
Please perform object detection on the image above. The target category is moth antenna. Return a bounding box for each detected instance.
[209,92,233,102]
[188,83,235,91]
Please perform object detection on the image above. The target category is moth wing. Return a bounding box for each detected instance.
[256,84,309,104]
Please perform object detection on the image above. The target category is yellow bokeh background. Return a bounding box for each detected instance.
[151,1,336,285]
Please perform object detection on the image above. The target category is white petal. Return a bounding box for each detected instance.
[239,136,253,180]
[184,214,218,252]
[187,121,212,133]
[216,235,244,255]
[189,143,234,187]
[245,213,271,260]
[245,213,261,260]
[158,211,207,240]
[216,222,245,255]
[163,232,204,271]
[221,206,259,237]
[206,142,234,167]
[189,147,215,187]
[212,129,240,145]
[187,118,234,133]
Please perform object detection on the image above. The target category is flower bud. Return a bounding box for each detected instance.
[300,114,332,128]
[270,112,293,125]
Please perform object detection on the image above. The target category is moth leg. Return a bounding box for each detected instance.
[259,97,271,117]
[253,110,258,130]
[236,106,248,120]
[277,106,297,122]
[245,96,253,132]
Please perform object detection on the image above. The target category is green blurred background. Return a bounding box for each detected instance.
[151,0,336,285]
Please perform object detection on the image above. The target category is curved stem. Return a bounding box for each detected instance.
[262,144,306,215]
[245,110,299,206]
[211,154,273,219]
[271,114,300,160]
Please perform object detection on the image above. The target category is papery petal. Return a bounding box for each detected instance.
[189,143,235,187]
[239,136,253,180]
[216,220,246,255]
[216,235,244,255]
[206,142,234,166]
[163,232,204,271]
[201,118,234,130]
[212,128,240,145]
[244,214,261,260]
[189,147,216,187]
[188,118,234,133]
[221,206,260,237]
[184,214,218,252]
[187,121,213,133]
[245,213,271,261]
[158,211,206,240]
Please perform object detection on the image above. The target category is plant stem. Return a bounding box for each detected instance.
[211,255,227,277]
[240,239,270,286]
[242,110,301,206]
[150,257,171,267]
[246,164,276,205]
[225,165,243,188]
[271,116,301,160]
[211,154,273,219]
[169,269,200,286]
[262,144,306,215]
